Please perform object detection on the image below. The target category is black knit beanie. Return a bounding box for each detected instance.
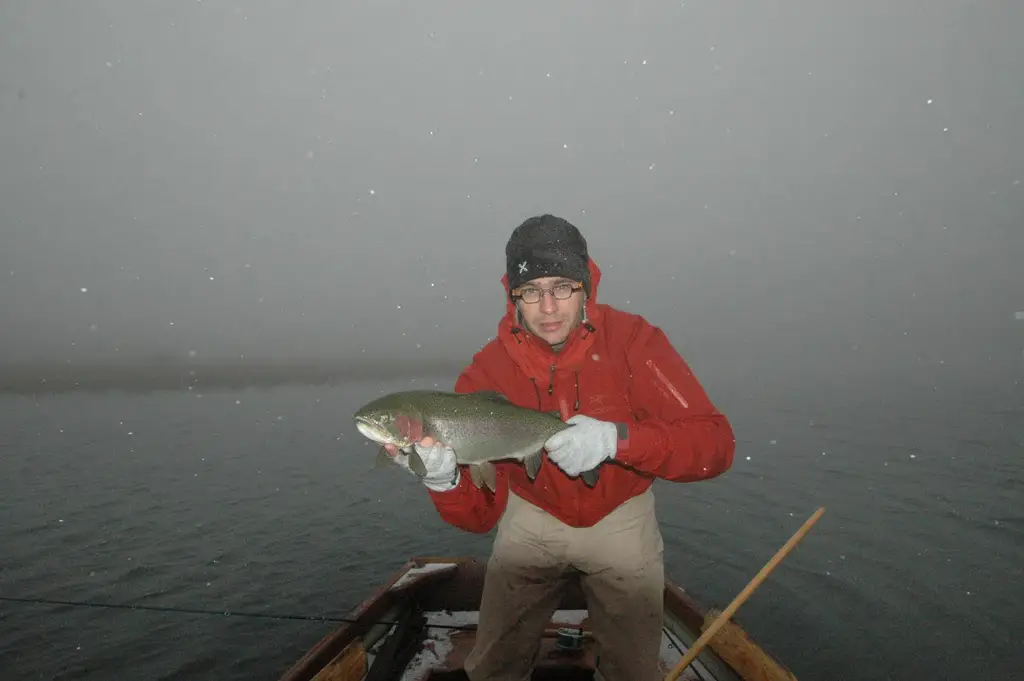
[505,214,591,296]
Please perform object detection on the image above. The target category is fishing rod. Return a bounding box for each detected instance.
[0,595,478,631]
[2,594,690,654]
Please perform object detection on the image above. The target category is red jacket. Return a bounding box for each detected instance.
[428,258,735,532]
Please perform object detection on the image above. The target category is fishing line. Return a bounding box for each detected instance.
[0,596,477,631]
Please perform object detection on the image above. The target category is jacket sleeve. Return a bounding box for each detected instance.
[425,362,510,534]
[614,322,736,482]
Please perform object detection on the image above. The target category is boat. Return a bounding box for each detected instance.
[276,555,798,681]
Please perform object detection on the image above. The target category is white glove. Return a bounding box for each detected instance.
[394,440,460,492]
[544,414,619,478]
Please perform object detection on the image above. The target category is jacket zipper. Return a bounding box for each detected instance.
[646,359,689,409]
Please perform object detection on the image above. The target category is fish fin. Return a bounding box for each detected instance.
[472,390,511,403]
[375,447,392,469]
[479,461,498,493]
[407,448,428,477]
[524,449,544,480]
[580,468,600,488]
[468,464,485,490]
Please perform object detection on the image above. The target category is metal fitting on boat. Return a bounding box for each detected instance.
[554,626,585,651]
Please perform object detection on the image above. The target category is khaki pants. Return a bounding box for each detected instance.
[464,489,665,681]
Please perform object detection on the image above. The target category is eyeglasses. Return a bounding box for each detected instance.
[512,281,583,304]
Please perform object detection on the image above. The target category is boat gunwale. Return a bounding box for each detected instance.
[276,557,421,681]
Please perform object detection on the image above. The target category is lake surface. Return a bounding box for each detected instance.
[1,370,1021,680]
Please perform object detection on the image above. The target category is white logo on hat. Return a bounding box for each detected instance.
[518,261,529,274]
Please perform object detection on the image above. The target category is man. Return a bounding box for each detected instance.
[386,214,735,680]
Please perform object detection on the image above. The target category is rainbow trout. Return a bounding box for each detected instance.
[353,389,601,492]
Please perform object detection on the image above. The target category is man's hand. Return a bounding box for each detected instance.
[384,437,460,492]
[544,414,619,478]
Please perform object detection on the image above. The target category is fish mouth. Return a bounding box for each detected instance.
[354,417,401,446]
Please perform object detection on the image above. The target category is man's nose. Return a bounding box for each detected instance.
[539,291,558,313]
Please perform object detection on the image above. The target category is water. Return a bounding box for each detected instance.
[1,371,1021,681]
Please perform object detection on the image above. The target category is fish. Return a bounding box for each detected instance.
[352,389,602,492]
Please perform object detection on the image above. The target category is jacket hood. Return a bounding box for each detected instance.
[500,257,603,324]
[496,257,603,399]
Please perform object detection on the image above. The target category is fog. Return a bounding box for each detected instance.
[2,1,1022,388]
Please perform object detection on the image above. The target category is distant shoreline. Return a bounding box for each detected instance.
[0,361,465,395]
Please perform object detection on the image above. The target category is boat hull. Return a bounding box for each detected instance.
[276,556,797,681]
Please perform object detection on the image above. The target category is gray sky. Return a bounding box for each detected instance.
[1,1,1021,382]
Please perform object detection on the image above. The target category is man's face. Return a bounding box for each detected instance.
[513,276,586,346]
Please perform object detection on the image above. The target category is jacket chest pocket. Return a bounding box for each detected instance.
[571,361,633,419]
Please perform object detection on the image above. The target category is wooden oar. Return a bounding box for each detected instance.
[664,507,826,681]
